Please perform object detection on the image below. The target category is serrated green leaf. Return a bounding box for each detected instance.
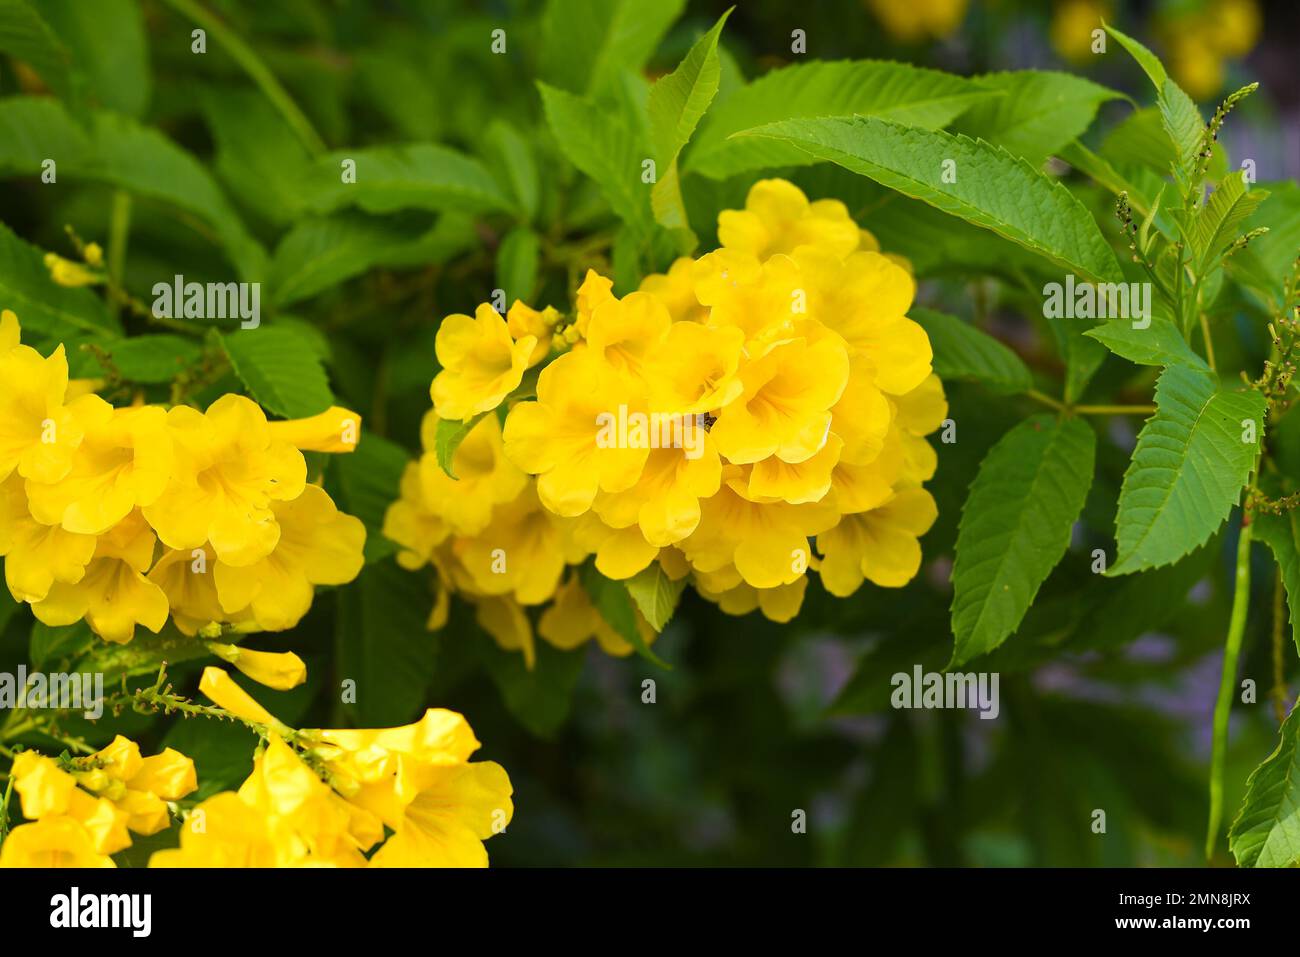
[1229,702,1300,867]
[0,0,81,107]
[540,0,686,98]
[1191,170,1267,273]
[912,307,1031,394]
[101,334,204,383]
[1110,365,1264,575]
[623,563,687,632]
[302,145,512,217]
[200,87,309,227]
[1255,509,1300,658]
[579,561,669,667]
[686,60,997,179]
[0,222,118,340]
[538,82,654,232]
[220,325,334,418]
[950,70,1122,164]
[950,415,1096,666]
[495,226,541,306]
[483,119,540,223]
[647,9,730,233]
[1084,314,1209,370]
[475,631,585,739]
[739,115,1123,284]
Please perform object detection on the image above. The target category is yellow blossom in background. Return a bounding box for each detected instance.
[864,0,969,42]
[1050,0,1109,63]
[1160,0,1261,99]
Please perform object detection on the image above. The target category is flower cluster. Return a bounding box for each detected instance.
[152,667,511,867]
[386,179,944,658]
[0,310,367,644]
[0,735,196,867]
[0,666,513,868]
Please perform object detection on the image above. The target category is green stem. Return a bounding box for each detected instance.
[1073,403,1157,415]
[1206,516,1254,860]
[1026,388,1066,412]
[158,0,325,155]
[106,190,131,317]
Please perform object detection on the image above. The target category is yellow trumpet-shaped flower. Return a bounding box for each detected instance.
[266,405,362,453]
[212,484,365,632]
[43,252,100,288]
[208,642,308,691]
[431,303,536,421]
[539,573,655,656]
[506,301,560,366]
[25,400,173,535]
[415,409,527,537]
[148,792,280,868]
[382,461,451,571]
[143,394,306,567]
[0,473,96,603]
[639,257,709,324]
[718,179,860,260]
[0,340,92,484]
[147,544,244,635]
[502,351,649,517]
[32,511,169,644]
[0,817,116,868]
[817,487,939,594]
[198,666,286,730]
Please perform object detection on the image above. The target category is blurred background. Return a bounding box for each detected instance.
[2,0,1298,866]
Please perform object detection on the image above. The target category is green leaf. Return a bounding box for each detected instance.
[0,96,265,279]
[219,325,334,419]
[950,70,1122,164]
[540,0,686,98]
[200,87,309,227]
[336,559,438,726]
[1229,703,1300,867]
[1045,312,1108,404]
[30,620,95,672]
[739,115,1123,284]
[579,561,669,667]
[495,226,541,307]
[267,212,453,307]
[911,307,1031,394]
[483,120,540,223]
[1227,182,1300,311]
[333,431,407,564]
[623,563,687,632]
[1191,170,1267,273]
[686,60,997,179]
[538,82,654,232]
[950,415,1096,666]
[101,334,204,383]
[1110,365,1265,575]
[40,0,149,117]
[434,411,489,480]
[1084,314,1209,370]
[475,633,585,739]
[0,0,81,107]
[1255,510,1300,657]
[0,221,118,340]
[302,145,512,217]
[647,9,730,233]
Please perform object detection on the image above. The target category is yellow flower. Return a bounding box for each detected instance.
[415,409,526,537]
[591,435,722,548]
[0,816,115,867]
[212,484,365,631]
[503,352,649,517]
[1050,0,1109,63]
[143,394,306,567]
[817,487,938,593]
[865,0,968,42]
[382,462,451,571]
[0,472,96,602]
[147,544,248,635]
[644,320,745,415]
[710,327,850,465]
[208,642,308,691]
[695,575,808,623]
[148,791,280,868]
[679,466,838,589]
[43,252,100,287]
[471,592,537,666]
[32,511,169,643]
[506,301,560,366]
[793,246,930,395]
[585,291,673,382]
[431,303,535,421]
[718,179,860,260]
[0,340,92,484]
[539,573,654,656]
[266,406,362,453]
[71,736,197,837]
[573,269,615,339]
[692,248,803,344]
[639,257,708,323]
[198,666,286,729]
[25,400,172,534]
